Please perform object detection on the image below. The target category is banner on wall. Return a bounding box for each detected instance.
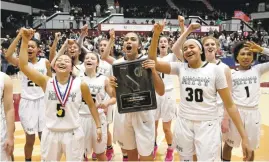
[99,24,216,32]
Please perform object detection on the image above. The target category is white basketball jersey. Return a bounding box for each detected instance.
[21,58,47,100]
[73,63,85,77]
[216,60,230,115]
[98,59,113,77]
[158,53,178,91]
[231,62,269,108]
[44,77,82,131]
[170,62,227,121]
[79,74,107,115]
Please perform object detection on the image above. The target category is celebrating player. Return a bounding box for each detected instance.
[222,41,269,161]
[5,28,52,161]
[18,28,102,161]
[149,22,253,161]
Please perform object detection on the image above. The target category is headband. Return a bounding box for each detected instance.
[183,39,202,50]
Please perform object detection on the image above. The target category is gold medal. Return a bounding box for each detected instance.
[57,109,63,116]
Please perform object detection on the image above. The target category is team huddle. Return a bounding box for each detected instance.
[0,16,268,161]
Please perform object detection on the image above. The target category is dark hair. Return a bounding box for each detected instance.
[124,32,142,54]
[52,54,76,75]
[30,38,41,47]
[233,41,257,63]
[183,39,205,62]
[1,40,11,49]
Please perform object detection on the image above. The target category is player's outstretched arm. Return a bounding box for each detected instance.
[148,19,165,61]
[5,28,21,66]
[218,87,252,161]
[3,73,15,156]
[19,28,49,92]
[101,29,116,65]
[172,23,200,62]
[49,32,61,63]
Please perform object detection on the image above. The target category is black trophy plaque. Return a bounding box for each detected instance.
[112,58,157,114]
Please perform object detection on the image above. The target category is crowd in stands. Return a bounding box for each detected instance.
[1,24,268,76]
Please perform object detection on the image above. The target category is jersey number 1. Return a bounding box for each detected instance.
[186,88,203,102]
[245,86,250,98]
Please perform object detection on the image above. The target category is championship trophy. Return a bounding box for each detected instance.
[112,58,157,113]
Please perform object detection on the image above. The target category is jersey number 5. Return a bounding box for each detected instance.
[27,79,39,87]
[185,88,203,102]
[82,94,96,104]
[56,104,65,117]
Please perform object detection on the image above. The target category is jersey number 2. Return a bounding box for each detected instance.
[245,86,250,98]
[186,88,203,102]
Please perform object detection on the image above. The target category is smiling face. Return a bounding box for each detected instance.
[183,40,202,64]
[54,55,73,74]
[123,32,140,59]
[159,36,169,54]
[203,38,219,62]
[67,42,80,58]
[28,40,39,59]
[84,52,99,71]
[237,47,254,68]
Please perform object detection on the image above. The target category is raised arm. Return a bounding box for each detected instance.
[171,22,200,61]
[245,41,269,74]
[5,29,22,66]
[147,21,173,75]
[101,29,116,65]
[77,24,88,47]
[3,74,15,156]
[81,82,102,142]
[49,32,61,62]
[19,28,49,92]
[50,39,74,68]
[148,19,165,60]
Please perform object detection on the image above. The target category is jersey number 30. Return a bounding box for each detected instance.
[185,88,203,102]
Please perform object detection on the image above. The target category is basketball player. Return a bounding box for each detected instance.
[5,28,52,161]
[51,39,83,76]
[0,72,15,161]
[93,38,117,161]
[50,25,88,77]
[18,28,102,161]
[151,36,178,161]
[201,36,232,133]
[103,30,165,161]
[80,35,117,161]
[149,23,252,161]
[222,41,269,161]
[80,52,116,161]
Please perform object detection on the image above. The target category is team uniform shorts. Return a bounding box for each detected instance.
[224,106,261,150]
[19,97,45,134]
[80,113,107,155]
[172,117,221,161]
[113,110,155,156]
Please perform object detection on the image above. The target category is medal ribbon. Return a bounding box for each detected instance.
[53,76,74,107]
